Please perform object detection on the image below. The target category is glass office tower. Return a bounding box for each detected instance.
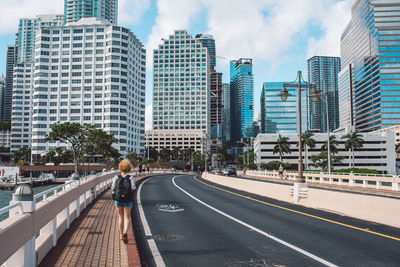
[195,34,216,70]
[230,58,254,143]
[340,0,400,132]
[260,82,307,134]
[307,56,341,133]
[222,83,231,142]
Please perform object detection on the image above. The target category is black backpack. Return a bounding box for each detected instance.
[114,175,132,202]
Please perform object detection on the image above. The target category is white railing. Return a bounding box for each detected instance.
[0,170,118,267]
[245,170,400,192]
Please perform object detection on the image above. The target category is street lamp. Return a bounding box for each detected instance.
[309,87,332,174]
[279,71,305,183]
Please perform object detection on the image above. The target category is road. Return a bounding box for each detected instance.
[132,174,400,267]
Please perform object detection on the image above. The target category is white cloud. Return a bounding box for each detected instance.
[145,104,153,130]
[118,0,150,26]
[145,0,202,68]
[146,0,351,70]
[0,0,63,34]
[306,0,353,59]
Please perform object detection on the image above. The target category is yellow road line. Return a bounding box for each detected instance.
[193,176,400,242]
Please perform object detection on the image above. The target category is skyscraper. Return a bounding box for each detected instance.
[307,56,341,133]
[149,30,210,153]
[64,0,118,24]
[260,82,307,134]
[11,18,146,159]
[11,63,34,151]
[210,72,222,139]
[17,14,64,63]
[0,75,5,122]
[222,83,231,143]
[3,46,18,122]
[339,0,400,132]
[195,34,216,70]
[230,58,254,144]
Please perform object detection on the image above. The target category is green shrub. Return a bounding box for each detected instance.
[334,168,379,174]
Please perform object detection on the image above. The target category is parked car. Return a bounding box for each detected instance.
[227,168,236,176]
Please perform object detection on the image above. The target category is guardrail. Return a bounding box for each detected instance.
[0,170,118,267]
[245,170,400,192]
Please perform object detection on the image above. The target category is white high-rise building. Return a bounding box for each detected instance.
[64,0,118,24]
[11,63,34,151]
[11,18,146,160]
[149,30,210,153]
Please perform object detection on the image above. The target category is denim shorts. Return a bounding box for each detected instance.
[115,201,133,207]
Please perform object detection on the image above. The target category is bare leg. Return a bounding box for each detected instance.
[116,206,124,239]
[123,206,132,235]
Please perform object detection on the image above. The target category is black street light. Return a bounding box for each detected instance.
[279,71,306,183]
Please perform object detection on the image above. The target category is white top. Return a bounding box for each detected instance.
[111,174,136,190]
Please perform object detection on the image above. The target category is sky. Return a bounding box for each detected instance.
[0,0,354,130]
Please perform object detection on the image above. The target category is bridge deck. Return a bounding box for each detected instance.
[39,188,140,267]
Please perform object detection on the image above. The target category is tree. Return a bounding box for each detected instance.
[343,131,364,168]
[147,147,159,161]
[215,153,225,169]
[46,122,118,175]
[40,148,74,166]
[159,148,171,161]
[310,151,343,172]
[103,147,122,169]
[126,152,139,167]
[45,122,85,174]
[171,147,181,160]
[273,134,291,162]
[321,135,339,155]
[12,147,31,163]
[396,143,400,154]
[298,130,316,170]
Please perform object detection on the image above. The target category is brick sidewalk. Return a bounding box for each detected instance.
[39,188,139,267]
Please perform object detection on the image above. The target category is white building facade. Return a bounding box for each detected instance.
[11,18,146,160]
[11,63,34,151]
[149,30,210,153]
[254,132,396,174]
[146,129,207,154]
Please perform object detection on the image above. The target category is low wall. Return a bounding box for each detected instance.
[202,173,400,229]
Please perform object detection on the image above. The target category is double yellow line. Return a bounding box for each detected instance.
[194,176,400,242]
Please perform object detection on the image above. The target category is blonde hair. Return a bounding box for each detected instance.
[119,159,132,173]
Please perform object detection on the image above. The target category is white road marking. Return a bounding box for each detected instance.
[137,178,166,267]
[172,176,338,267]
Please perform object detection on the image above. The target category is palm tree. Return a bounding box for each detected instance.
[343,131,364,168]
[215,153,225,170]
[171,147,181,160]
[273,134,291,162]
[159,148,171,161]
[298,130,316,170]
[321,135,339,155]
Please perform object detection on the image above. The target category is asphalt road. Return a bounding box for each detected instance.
[132,174,400,267]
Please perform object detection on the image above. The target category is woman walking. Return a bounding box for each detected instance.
[112,159,136,244]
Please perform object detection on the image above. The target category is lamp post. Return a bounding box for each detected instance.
[309,88,332,174]
[278,71,304,183]
[278,71,313,203]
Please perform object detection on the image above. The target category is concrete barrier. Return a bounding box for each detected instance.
[202,172,400,229]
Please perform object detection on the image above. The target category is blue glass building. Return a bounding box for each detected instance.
[230,58,254,143]
[260,82,307,134]
[307,56,341,133]
[339,0,400,132]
